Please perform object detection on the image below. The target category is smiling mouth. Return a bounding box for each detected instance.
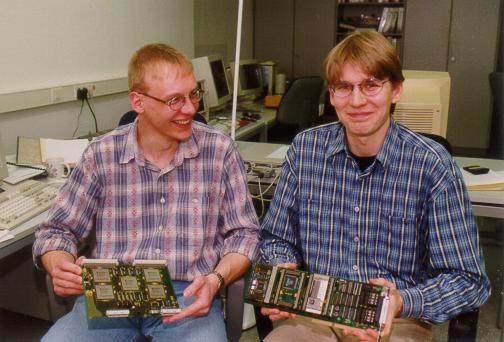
[173,119,191,125]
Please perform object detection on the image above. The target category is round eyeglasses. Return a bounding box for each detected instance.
[329,78,389,98]
[138,88,202,111]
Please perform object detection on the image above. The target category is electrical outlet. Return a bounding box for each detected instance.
[74,83,96,99]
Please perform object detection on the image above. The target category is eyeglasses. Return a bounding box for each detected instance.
[329,78,389,98]
[137,88,202,111]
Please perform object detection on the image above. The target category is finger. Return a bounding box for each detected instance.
[58,260,82,275]
[75,256,86,266]
[55,285,83,297]
[53,277,83,291]
[261,307,280,316]
[52,268,82,285]
[279,262,298,270]
[183,277,206,298]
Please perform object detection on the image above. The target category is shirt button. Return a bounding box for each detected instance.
[160,198,166,204]
[354,206,360,213]
[155,248,161,254]
[192,198,199,203]
[354,236,359,243]
[158,225,163,231]
[352,265,358,271]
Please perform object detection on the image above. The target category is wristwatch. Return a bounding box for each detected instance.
[209,270,224,291]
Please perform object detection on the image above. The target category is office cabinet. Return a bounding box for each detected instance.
[254,0,335,79]
[403,0,501,149]
[335,1,406,59]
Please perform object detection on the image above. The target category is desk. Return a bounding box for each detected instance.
[455,157,504,219]
[210,107,276,142]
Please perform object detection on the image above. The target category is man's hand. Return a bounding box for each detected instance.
[260,262,298,322]
[342,278,403,341]
[162,274,220,324]
[42,251,85,297]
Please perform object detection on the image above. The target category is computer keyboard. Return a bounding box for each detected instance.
[0,180,60,230]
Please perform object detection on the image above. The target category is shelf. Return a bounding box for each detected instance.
[338,1,404,6]
[336,32,402,37]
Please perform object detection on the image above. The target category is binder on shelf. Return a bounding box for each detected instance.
[16,136,89,166]
[396,8,404,33]
[378,7,399,34]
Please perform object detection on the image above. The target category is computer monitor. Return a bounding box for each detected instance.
[192,55,232,111]
[196,79,209,122]
[229,59,263,100]
[395,70,451,137]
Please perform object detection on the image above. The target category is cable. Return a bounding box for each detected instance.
[72,99,85,138]
[85,97,99,133]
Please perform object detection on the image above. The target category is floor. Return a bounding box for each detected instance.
[1,221,502,342]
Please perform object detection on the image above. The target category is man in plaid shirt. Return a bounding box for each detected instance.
[34,44,259,341]
[260,31,490,341]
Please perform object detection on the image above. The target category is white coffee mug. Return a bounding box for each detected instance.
[46,157,71,179]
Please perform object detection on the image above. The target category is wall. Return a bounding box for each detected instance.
[193,0,254,64]
[0,0,194,154]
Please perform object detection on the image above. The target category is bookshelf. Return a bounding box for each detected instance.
[336,1,406,60]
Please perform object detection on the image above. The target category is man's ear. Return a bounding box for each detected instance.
[129,92,144,114]
[391,82,403,104]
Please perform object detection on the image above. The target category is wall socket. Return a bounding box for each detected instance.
[74,83,96,99]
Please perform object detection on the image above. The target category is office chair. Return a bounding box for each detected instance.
[268,76,325,143]
[489,72,503,158]
[118,110,208,126]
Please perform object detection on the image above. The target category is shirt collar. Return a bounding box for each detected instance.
[326,120,401,171]
[119,120,201,166]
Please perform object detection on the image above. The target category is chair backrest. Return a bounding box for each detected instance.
[276,76,325,130]
[118,111,208,127]
[419,132,453,155]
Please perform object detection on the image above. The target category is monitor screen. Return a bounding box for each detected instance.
[230,59,263,99]
[210,60,230,99]
[192,55,232,110]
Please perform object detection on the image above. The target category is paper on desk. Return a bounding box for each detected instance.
[461,169,504,190]
[4,163,45,184]
[41,138,89,165]
[266,146,289,159]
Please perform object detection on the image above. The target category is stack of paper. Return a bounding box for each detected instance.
[461,169,504,191]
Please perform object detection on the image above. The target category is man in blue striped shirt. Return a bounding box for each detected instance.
[34,44,259,341]
[260,31,490,341]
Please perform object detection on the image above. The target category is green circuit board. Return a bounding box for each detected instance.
[81,259,180,318]
[245,264,390,332]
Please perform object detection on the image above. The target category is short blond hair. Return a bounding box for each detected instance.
[128,43,193,92]
[324,31,404,86]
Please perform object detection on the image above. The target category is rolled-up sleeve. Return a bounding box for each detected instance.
[219,145,260,262]
[32,146,101,269]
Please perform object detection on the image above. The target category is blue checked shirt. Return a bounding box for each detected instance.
[33,121,260,280]
[260,120,490,324]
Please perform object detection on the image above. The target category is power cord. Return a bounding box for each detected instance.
[74,87,99,136]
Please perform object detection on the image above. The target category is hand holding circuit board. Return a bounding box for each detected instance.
[245,264,391,334]
[81,259,181,319]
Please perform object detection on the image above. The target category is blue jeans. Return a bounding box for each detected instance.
[42,281,227,342]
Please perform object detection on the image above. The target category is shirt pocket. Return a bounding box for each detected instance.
[175,194,213,250]
[374,212,420,275]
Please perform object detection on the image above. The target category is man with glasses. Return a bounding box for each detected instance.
[260,31,489,341]
[33,43,259,341]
